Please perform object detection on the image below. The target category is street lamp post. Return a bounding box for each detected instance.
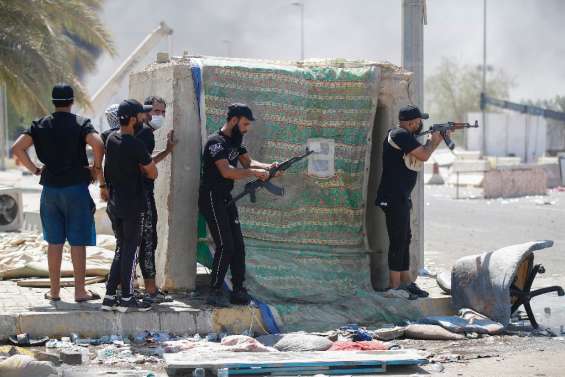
[482,0,487,156]
[292,2,305,60]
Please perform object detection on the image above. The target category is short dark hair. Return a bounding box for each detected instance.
[52,99,73,108]
[144,96,166,107]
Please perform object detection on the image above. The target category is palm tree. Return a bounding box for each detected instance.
[0,0,115,119]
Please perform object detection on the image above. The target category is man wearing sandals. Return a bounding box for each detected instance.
[11,84,104,303]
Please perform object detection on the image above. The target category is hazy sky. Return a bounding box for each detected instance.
[85,0,565,104]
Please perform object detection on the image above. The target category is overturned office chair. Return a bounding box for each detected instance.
[510,253,564,328]
[449,240,564,328]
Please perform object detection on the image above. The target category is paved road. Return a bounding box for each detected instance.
[424,185,565,287]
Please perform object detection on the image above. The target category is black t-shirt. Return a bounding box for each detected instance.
[104,132,152,216]
[24,112,97,187]
[135,125,156,191]
[376,127,422,203]
[200,130,248,195]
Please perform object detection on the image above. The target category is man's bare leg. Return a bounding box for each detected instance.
[70,246,91,300]
[400,271,413,285]
[47,244,64,299]
[389,271,401,289]
[144,279,157,295]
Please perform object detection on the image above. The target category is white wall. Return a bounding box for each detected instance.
[466,111,547,163]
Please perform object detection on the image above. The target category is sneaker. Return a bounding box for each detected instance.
[144,290,174,304]
[404,282,430,298]
[206,289,231,307]
[230,288,252,306]
[116,297,152,313]
[383,288,418,300]
[101,296,118,311]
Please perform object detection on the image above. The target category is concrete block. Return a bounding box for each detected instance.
[0,314,17,341]
[453,150,481,160]
[488,156,521,167]
[18,311,118,338]
[35,351,61,365]
[540,163,561,188]
[451,159,490,173]
[130,62,200,292]
[447,172,485,187]
[159,311,198,335]
[483,166,547,198]
[60,350,83,365]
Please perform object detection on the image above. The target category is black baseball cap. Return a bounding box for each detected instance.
[399,105,429,121]
[228,103,255,121]
[117,99,152,122]
[52,84,74,102]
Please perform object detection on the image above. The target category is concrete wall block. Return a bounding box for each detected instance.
[0,314,17,340]
[451,159,490,173]
[159,311,198,335]
[129,63,200,291]
[484,167,547,198]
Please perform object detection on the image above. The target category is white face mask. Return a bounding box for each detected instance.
[149,115,164,130]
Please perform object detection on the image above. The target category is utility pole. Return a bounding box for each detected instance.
[402,0,426,278]
[292,2,305,60]
[481,0,488,157]
[0,83,7,171]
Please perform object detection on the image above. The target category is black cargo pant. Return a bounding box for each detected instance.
[198,189,246,290]
[378,196,412,272]
[139,189,157,279]
[106,204,143,298]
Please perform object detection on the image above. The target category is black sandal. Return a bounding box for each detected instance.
[44,292,61,301]
[75,290,101,303]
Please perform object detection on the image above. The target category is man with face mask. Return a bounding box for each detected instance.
[376,105,444,300]
[199,103,274,307]
[133,96,176,304]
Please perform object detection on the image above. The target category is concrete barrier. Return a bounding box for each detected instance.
[483,165,547,198]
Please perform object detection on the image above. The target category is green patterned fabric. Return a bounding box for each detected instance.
[202,60,378,247]
[197,59,421,331]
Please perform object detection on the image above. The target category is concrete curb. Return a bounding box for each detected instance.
[0,296,455,340]
[0,307,267,340]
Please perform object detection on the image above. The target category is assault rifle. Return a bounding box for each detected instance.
[228,148,315,206]
[418,120,479,150]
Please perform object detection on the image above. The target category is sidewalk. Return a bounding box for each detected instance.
[0,277,453,341]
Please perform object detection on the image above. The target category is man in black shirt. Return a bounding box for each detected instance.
[136,96,176,303]
[11,84,104,303]
[199,103,272,307]
[101,99,157,312]
[376,105,443,299]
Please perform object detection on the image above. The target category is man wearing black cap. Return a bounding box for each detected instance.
[11,84,104,303]
[199,103,273,307]
[101,99,157,312]
[376,105,443,299]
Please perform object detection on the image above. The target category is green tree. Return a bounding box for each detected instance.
[0,0,115,125]
[425,57,514,123]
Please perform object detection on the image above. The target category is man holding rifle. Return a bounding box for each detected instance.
[199,103,276,307]
[376,105,444,300]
